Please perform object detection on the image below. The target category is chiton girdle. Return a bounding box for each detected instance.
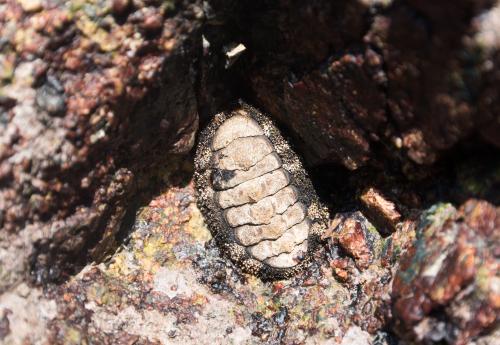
[194,102,329,280]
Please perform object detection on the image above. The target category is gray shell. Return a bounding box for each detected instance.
[194,103,329,280]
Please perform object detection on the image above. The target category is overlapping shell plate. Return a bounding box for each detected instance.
[194,103,329,279]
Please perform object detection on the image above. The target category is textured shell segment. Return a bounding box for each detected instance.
[194,103,329,279]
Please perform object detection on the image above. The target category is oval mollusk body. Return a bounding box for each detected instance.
[194,103,328,279]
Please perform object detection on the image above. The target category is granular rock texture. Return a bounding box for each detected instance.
[0,0,202,288]
[195,103,329,279]
[0,0,499,344]
[2,172,496,344]
[392,201,499,345]
[39,178,395,344]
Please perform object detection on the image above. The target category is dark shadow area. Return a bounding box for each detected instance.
[114,153,196,249]
[310,136,499,221]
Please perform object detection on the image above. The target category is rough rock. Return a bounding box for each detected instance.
[360,187,401,235]
[324,211,397,334]
[327,212,383,271]
[0,0,202,288]
[204,0,500,169]
[392,200,499,345]
[0,0,499,344]
[41,178,391,344]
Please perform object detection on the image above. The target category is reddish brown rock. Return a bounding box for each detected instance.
[0,0,499,343]
[252,47,386,170]
[206,0,500,170]
[324,211,394,334]
[392,201,499,345]
[0,0,203,288]
[328,212,383,270]
[329,257,353,283]
[360,187,402,235]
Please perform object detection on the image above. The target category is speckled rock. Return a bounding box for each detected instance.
[326,212,383,271]
[0,0,499,344]
[0,0,202,288]
[360,187,401,235]
[323,211,396,334]
[1,163,497,344]
[392,200,499,345]
[41,177,393,344]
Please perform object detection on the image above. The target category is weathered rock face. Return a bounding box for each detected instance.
[0,0,202,289]
[194,104,329,279]
[41,178,396,344]
[392,200,499,345]
[0,0,499,344]
[204,0,500,169]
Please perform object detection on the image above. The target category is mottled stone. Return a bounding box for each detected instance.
[0,0,203,289]
[392,201,499,345]
[35,79,66,116]
[2,0,499,343]
[209,0,500,175]
[330,212,382,270]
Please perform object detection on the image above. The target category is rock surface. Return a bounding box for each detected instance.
[205,0,500,168]
[36,178,395,344]
[0,0,499,344]
[0,0,202,289]
[392,201,499,345]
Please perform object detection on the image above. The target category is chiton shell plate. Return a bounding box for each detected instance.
[194,103,328,279]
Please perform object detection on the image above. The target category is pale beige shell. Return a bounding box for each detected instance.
[211,115,310,268]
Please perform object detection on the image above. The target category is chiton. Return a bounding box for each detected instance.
[194,103,329,279]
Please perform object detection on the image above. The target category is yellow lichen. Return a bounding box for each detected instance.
[186,205,212,242]
[75,13,122,52]
[64,326,85,345]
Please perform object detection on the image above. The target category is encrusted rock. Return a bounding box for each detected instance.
[0,0,202,288]
[392,201,499,345]
[323,211,394,333]
[35,76,66,116]
[326,212,383,270]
